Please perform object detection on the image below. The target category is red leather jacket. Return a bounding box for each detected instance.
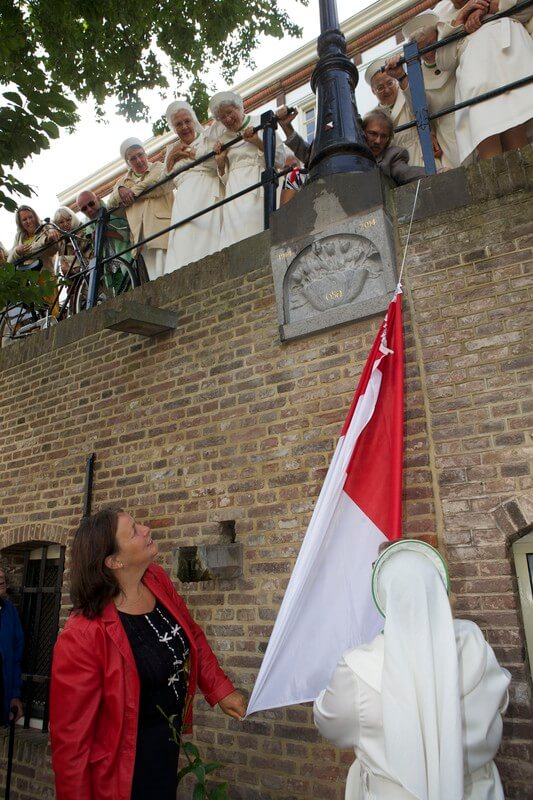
[50,564,234,800]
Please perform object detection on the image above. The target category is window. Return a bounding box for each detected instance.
[303,105,316,144]
[20,544,65,731]
[513,531,533,667]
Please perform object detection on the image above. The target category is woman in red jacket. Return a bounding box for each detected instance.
[50,508,246,800]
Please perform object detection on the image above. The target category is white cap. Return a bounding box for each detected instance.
[119,137,144,160]
[402,11,440,40]
[165,100,203,135]
[208,90,244,118]
[364,57,387,86]
[371,539,449,617]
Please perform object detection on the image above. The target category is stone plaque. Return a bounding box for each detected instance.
[271,183,398,341]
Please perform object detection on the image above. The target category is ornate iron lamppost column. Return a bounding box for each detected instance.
[307,0,375,180]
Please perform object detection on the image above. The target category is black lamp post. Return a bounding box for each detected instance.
[307,0,375,179]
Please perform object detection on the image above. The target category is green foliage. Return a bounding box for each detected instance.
[0,0,305,210]
[158,707,229,799]
[0,261,56,308]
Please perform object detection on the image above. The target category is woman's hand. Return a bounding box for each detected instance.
[167,142,196,168]
[9,698,23,722]
[453,0,489,25]
[118,186,136,207]
[46,228,62,243]
[385,54,406,82]
[218,690,247,720]
[213,141,228,175]
[432,133,443,159]
[243,126,262,149]
[16,243,31,255]
[464,7,487,30]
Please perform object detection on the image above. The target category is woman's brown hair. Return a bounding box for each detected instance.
[70,507,123,619]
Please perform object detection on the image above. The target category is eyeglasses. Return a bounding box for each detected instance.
[374,80,396,94]
[80,200,96,213]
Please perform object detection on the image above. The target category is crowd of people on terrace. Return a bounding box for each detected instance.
[1,0,531,293]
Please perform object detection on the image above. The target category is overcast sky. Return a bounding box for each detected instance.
[0,0,370,247]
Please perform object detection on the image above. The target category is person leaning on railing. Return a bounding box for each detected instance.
[108,138,174,282]
[209,90,286,250]
[76,190,133,263]
[385,11,461,169]
[8,205,62,316]
[365,58,433,169]
[163,100,223,273]
[362,110,430,185]
[436,0,533,161]
[53,206,92,277]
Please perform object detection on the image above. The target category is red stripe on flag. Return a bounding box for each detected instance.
[343,294,404,540]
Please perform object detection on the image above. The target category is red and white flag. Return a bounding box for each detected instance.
[247,290,404,715]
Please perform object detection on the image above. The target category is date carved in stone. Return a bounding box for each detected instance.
[285,233,383,321]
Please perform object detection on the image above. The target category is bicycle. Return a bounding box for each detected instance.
[0,215,141,348]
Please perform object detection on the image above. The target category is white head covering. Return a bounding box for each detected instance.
[402,12,440,40]
[119,137,144,160]
[208,90,244,118]
[165,100,203,137]
[372,541,463,800]
[364,57,387,86]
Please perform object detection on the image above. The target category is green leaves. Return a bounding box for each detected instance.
[0,262,56,309]
[1,0,304,212]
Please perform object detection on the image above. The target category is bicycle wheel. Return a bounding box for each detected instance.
[73,273,112,315]
[0,305,33,348]
[103,258,139,296]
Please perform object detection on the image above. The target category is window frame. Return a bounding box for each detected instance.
[513,531,533,668]
[20,543,65,732]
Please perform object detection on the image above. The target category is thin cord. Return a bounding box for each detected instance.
[397,178,422,289]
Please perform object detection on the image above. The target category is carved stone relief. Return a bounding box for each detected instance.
[285,233,384,323]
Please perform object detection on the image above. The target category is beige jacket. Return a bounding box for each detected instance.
[108,162,174,251]
[9,227,59,273]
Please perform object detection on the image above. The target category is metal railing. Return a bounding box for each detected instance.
[8,0,533,316]
[394,0,533,173]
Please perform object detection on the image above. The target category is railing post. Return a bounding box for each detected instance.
[261,110,278,231]
[86,206,110,309]
[403,40,437,175]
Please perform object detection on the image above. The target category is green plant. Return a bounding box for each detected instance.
[0,262,57,308]
[158,706,229,800]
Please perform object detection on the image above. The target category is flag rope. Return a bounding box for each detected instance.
[397,178,422,288]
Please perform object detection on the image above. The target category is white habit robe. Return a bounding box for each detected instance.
[164,131,223,273]
[216,116,286,250]
[436,0,533,162]
[404,62,460,168]
[378,92,425,168]
[314,620,510,800]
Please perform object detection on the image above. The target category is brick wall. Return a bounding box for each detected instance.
[0,147,531,798]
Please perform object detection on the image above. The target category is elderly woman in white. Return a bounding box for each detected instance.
[384,12,460,168]
[314,540,510,800]
[164,101,223,273]
[209,91,286,250]
[365,60,427,169]
[436,0,533,161]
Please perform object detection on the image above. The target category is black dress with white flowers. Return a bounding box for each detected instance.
[119,600,190,800]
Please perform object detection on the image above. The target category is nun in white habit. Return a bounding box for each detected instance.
[313,539,510,800]
[163,100,223,273]
[436,0,533,161]
[365,59,426,169]
[209,91,286,250]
